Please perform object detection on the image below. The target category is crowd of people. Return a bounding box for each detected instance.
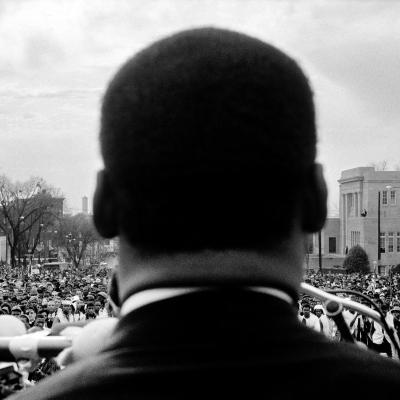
[299,271,400,357]
[0,265,113,333]
[2,264,400,354]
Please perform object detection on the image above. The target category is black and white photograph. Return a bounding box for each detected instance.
[1,0,400,398]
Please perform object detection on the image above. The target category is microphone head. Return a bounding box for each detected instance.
[325,300,343,317]
[0,315,27,337]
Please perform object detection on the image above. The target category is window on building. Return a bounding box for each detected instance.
[350,231,360,247]
[348,193,353,215]
[388,232,394,253]
[390,190,396,205]
[397,233,400,252]
[382,190,388,205]
[328,237,336,253]
[354,192,359,217]
[380,233,386,253]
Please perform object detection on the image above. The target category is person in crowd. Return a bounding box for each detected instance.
[0,302,11,315]
[85,302,96,319]
[25,306,37,328]
[313,304,333,338]
[10,27,400,400]
[34,315,46,330]
[370,304,392,357]
[342,296,360,337]
[71,297,86,322]
[53,300,74,325]
[44,300,57,328]
[299,302,321,332]
[85,310,97,321]
[18,314,30,330]
[11,306,22,318]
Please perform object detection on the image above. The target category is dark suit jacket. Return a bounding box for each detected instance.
[11,289,400,399]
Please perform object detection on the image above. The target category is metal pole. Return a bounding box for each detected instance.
[378,191,381,263]
[318,230,322,274]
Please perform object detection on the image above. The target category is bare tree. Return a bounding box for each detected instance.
[0,175,63,269]
[57,213,100,269]
[368,160,388,171]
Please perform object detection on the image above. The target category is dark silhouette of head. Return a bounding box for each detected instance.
[94,27,326,255]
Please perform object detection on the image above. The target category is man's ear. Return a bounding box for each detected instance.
[301,163,328,233]
[93,170,119,238]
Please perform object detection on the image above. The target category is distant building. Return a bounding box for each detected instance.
[307,218,345,273]
[307,167,400,274]
[82,196,88,214]
[338,167,400,274]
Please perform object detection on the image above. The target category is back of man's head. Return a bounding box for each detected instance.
[96,27,325,255]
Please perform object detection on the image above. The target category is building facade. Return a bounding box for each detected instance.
[308,167,400,274]
[338,167,400,273]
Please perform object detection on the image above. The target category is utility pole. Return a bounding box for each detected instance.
[378,191,381,265]
[318,230,322,274]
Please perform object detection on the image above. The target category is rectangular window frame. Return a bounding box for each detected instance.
[328,237,336,254]
[388,232,394,253]
[380,232,386,253]
[390,190,396,205]
[382,190,388,205]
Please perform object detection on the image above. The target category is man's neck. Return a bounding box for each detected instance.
[117,234,305,303]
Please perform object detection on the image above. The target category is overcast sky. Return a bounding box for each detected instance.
[1,0,400,215]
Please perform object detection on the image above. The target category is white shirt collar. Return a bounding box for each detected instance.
[120,286,293,317]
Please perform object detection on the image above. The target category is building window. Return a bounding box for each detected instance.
[348,193,354,215]
[388,232,394,253]
[382,190,388,205]
[397,233,400,252]
[350,231,360,247]
[390,190,396,205]
[329,237,336,253]
[355,193,359,217]
[380,233,386,253]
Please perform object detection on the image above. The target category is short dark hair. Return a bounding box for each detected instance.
[101,27,316,254]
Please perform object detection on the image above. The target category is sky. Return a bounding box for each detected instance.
[1,0,400,215]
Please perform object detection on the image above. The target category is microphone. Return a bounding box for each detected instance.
[0,335,72,362]
[325,300,355,344]
[0,315,27,337]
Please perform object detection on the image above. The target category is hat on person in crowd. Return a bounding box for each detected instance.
[314,305,324,311]
[62,300,72,306]
[11,306,22,313]
[391,306,400,312]
[97,292,108,300]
